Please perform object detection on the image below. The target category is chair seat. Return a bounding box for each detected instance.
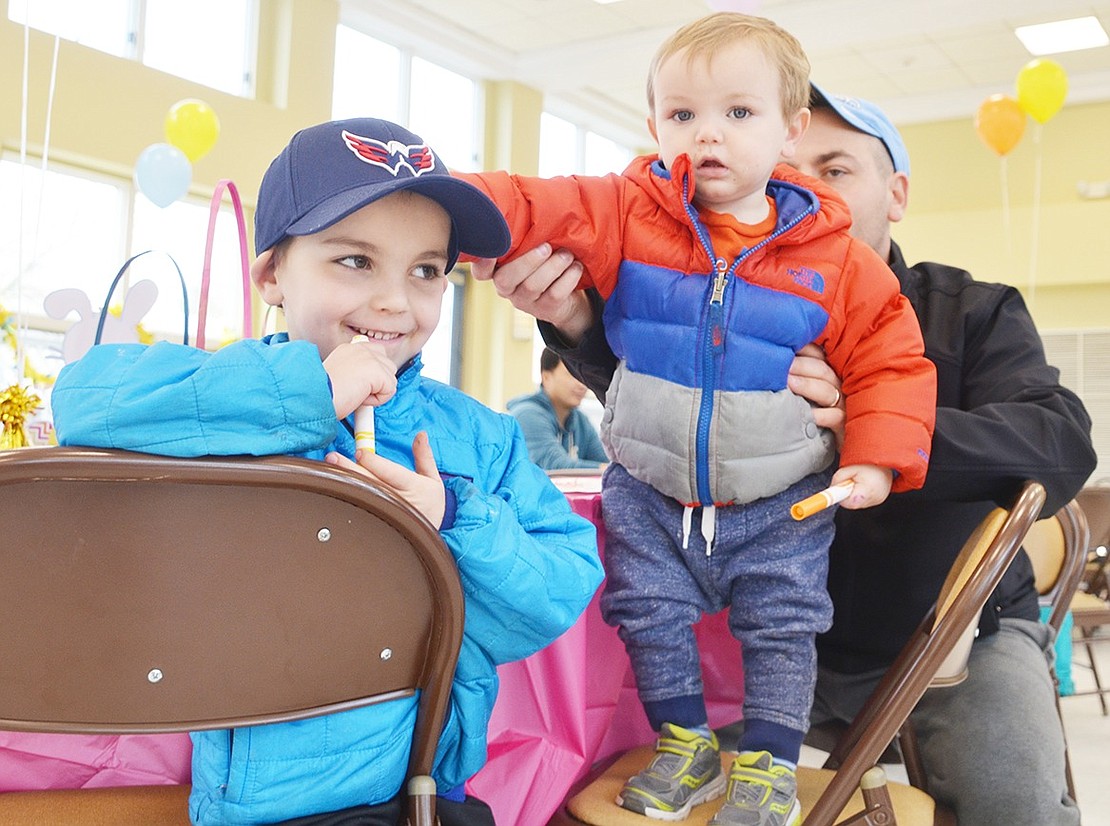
[1072,591,1110,617]
[0,784,192,825]
[564,746,938,826]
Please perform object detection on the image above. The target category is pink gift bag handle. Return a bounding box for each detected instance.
[196,178,252,351]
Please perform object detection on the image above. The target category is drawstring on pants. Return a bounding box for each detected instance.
[680,504,717,556]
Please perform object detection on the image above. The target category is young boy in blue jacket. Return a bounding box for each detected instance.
[50,117,604,826]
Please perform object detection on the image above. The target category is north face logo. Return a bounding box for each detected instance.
[789,267,825,294]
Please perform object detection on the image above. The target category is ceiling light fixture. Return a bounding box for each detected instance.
[1015,16,1109,56]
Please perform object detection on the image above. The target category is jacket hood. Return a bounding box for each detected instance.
[637,154,854,248]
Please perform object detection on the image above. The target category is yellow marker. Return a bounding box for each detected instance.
[351,335,376,455]
[790,482,853,521]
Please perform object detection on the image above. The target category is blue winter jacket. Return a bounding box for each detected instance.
[51,334,603,825]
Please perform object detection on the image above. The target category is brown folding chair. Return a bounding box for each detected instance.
[0,446,464,826]
[550,480,1046,826]
[1026,500,1091,636]
[1075,485,1110,601]
[1071,485,1110,715]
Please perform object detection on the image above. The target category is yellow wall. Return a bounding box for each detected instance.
[463,80,545,410]
[896,101,1110,330]
[4,3,1109,408]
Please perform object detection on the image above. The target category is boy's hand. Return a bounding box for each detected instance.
[324,339,397,419]
[325,431,446,528]
[831,464,893,510]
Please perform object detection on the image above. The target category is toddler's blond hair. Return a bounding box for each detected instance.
[647,12,810,118]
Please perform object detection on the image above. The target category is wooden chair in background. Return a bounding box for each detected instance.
[0,446,464,826]
[1071,485,1110,716]
[550,480,1047,826]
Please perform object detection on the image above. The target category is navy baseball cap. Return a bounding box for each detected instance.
[810,84,911,176]
[255,117,511,267]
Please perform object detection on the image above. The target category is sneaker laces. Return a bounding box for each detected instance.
[729,752,773,802]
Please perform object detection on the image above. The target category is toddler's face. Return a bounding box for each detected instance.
[649,40,807,222]
[255,191,451,369]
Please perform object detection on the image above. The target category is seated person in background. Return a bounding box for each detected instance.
[475,85,1096,826]
[508,346,608,470]
[461,12,936,825]
[51,117,604,826]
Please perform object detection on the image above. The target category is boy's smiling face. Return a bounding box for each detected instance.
[252,190,451,369]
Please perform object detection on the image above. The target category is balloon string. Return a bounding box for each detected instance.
[1028,123,1043,310]
[999,156,1011,261]
[16,4,29,384]
[14,9,60,388]
[30,35,61,310]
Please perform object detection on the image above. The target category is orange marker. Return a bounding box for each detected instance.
[791,482,853,521]
[351,335,376,455]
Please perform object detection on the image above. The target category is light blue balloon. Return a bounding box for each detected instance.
[134,143,192,208]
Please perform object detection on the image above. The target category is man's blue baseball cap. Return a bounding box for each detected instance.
[810,84,911,176]
[255,117,511,267]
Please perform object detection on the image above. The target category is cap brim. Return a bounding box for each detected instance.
[810,83,868,137]
[809,83,910,175]
[286,175,511,260]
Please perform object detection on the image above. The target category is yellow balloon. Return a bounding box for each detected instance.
[164,99,221,162]
[1015,59,1068,124]
[974,94,1026,156]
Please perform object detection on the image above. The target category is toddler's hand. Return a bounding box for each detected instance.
[324,339,397,419]
[326,431,446,528]
[831,464,893,510]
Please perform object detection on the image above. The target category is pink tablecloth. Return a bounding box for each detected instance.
[468,491,744,824]
[0,490,744,826]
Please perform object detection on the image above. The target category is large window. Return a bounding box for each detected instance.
[332,25,482,385]
[7,0,257,97]
[2,155,248,384]
[535,113,633,424]
[539,112,634,178]
[332,26,479,172]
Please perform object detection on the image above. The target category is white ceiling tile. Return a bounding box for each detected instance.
[342,0,1110,136]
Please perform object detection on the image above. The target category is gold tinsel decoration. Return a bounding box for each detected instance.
[0,384,41,449]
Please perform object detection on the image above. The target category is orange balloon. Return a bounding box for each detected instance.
[975,94,1026,156]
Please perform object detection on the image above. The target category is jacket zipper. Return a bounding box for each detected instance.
[685,181,815,506]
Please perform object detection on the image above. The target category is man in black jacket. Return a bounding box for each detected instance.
[472,87,1095,825]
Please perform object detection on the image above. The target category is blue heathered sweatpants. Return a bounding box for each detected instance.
[599,463,835,745]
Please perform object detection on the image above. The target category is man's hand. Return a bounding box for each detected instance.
[326,431,446,528]
[471,243,595,344]
[788,343,846,447]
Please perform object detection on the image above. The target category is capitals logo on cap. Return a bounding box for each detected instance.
[342,130,437,177]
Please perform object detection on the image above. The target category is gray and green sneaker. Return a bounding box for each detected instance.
[616,722,726,821]
[708,751,801,826]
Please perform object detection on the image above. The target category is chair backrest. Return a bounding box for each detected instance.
[1075,485,1110,599]
[805,480,1047,826]
[0,446,463,823]
[1075,485,1110,553]
[1024,499,1090,632]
